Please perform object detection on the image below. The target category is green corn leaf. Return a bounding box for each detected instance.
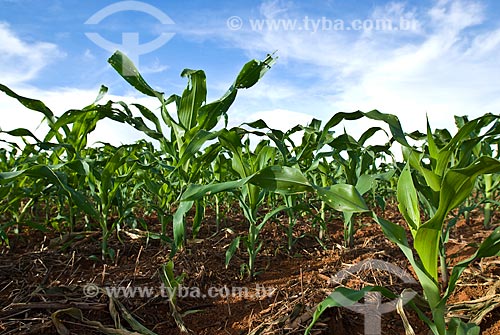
[1,128,40,142]
[225,236,241,268]
[125,113,165,140]
[243,119,269,129]
[260,205,289,226]
[372,214,441,320]
[427,117,439,163]
[34,166,97,219]
[180,177,253,201]
[235,53,276,89]
[397,163,420,235]
[255,145,276,171]
[177,129,218,169]
[108,51,163,99]
[441,226,500,306]
[446,318,480,335]
[218,129,251,178]
[132,103,164,136]
[0,83,57,125]
[364,110,410,147]
[197,55,276,132]
[92,85,108,104]
[178,69,206,130]
[173,200,194,251]
[192,200,204,238]
[249,166,313,194]
[321,110,410,149]
[0,164,98,219]
[433,115,498,177]
[65,159,90,176]
[322,111,364,139]
[358,127,387,146]
[355,170,395,196]
[415,156,500,282]
[0,170,25,181]
[197,89,237,131]
[100,146,129,206]
[246,122,290,161]
[315,184,369,213]
[402,147,441,192]
[160,260,176,289]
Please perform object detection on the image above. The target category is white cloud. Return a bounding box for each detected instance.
[186,0,500,136]
[329,0,500,132]
[0,22,164,146]
[0,22,65,85]
[259,0,293,19]
[235,81,300,102]
[428,0,484,31]
[3,0,499,151]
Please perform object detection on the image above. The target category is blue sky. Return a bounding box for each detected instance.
[1,0,500,145]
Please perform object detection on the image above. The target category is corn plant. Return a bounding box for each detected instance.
[238,119,321,250]
[242,111,404,247]
[306,110,408,247]
[159,260,191,333]
[324,128,393,247]
[3,50,500,333]
[381,157,500,334]
[177,127,369,277]
[183,129,283,277]
[307,114,500,335]
[87,144,141,260]
[474,131,500,227]
[107,51,276,253]
[480,173,499,227]
[403,114,499,284]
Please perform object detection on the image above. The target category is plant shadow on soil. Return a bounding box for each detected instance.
[1,204,499,334]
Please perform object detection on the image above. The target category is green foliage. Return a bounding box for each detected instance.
[1,51,499,334]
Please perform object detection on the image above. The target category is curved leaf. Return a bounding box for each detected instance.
[249,166,312,194]
[315,184,369,212]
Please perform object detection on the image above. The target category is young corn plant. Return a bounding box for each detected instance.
[190,129,282,277]
[134,144,177,242]
[242,112,403,246]
[86,144,140,260]
[474,132,500,228]
[159,260,191,334]
[480,173,499,227]
[177,127,369,277]
[307,110,408,247]
[239,119,321,250]
[325,127,394,247]
[0,132,99,231]
[307,114,500,335]
[388,157,500,334]
[404,114,499,285]
[307,158,500,335]
[107,51,276,253]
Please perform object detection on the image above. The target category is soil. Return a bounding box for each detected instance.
[0,203,499,335]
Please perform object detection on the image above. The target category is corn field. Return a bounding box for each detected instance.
[1,52,499,335]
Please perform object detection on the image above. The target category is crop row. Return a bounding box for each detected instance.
[1,52,499,334]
